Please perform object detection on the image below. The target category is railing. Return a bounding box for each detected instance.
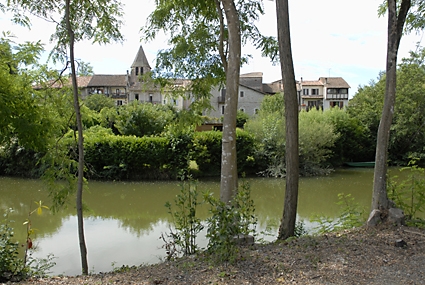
[326,94,349,100]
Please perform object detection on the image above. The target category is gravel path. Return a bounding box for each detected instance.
[10,225,425,285]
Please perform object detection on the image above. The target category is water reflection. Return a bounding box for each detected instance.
[0,168,391,276]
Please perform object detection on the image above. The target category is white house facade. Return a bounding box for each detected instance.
[298,77,350,111]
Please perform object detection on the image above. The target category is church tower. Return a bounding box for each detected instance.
[130,45,151,85]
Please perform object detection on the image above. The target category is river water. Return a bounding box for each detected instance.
[0,167,403,276]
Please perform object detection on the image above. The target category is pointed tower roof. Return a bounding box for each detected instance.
[131,45,151,69]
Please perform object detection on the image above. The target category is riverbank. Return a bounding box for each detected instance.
[15,224,425,285]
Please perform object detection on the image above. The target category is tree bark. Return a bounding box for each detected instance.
[65,0,89,274]
[219,0,241,203]
[371,0,410,213]
[275,0,299,240]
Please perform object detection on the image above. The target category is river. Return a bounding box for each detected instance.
[0,167,406,276]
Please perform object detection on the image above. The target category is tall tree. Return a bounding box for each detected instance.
[217,0,241,203]
[144,0,276,203]
[370,0,411,216]
[4,0,124,274]
[275,0,299,239]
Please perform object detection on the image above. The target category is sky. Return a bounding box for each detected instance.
[1,0,424,95]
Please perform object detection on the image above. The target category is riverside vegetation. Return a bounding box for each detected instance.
[3,39,425,282]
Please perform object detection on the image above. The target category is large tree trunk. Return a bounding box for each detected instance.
[371,0,410,214]
[275,0,299,240]
[219,0,241,203]
[65,0,89,274]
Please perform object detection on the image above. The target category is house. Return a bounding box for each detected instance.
[206,72,276,118]
[298,77,350,111]
[35,45,350,114]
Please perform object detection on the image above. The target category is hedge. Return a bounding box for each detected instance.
[191,129,257,176]
[84,134,190,180]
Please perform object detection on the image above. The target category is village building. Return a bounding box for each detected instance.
[36,45,350,116]
[298,77,350,111]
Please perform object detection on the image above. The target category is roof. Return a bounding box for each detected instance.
[88,74,127,87]
[300,80,324,86]
[299,77,351,88]
[131,46,151,69]
[262,82,283,94]
[33,75,93,89]
[240,72,263,78]
[319,77,351,88]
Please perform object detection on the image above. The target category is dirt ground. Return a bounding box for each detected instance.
[11,225,425,285]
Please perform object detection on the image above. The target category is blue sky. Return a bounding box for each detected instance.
[1,0,423,95]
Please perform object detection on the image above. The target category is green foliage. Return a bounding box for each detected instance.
[163,178,204,258]
[192,131,222,175]
[191,129,257,176]
[236,110,249,128]
[0,209,23,282]
[84,93,115,112]
[0,208,55,282]
[299,110,339,176]
[114,102,176,137]
[204,181,257,263]
[0,37,51,151]
[388,159,425,227]
[84,130,182,180]
[244,94,285,177]
[294,220,308,238]
[348,48,425,164]
[312,193,365,235]
[323,108,372,165]
[165,129,193,178]
[389,49,425,163]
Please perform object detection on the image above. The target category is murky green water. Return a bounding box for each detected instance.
[0,168,408,275]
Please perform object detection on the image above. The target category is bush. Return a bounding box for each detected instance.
[0,209,24,282]
[388,159,425,227]
[192,129,257,176]
[204,181,257,263]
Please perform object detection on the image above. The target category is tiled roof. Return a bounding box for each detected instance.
[262,83,282,94]
[33,75,93,89]
[240,72,263,78]
[319,77,351,88]
[300,80,324,86]
[88,74,127,87]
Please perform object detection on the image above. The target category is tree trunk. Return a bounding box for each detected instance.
[65,0,89,274]
[371,0,411,213]
[219,0,241,203]
[275,0,299,240]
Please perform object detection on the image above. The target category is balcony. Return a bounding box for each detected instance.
[326,93,349,100]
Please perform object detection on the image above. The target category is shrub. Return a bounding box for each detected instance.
[204,181,257,263]
[191,129,257,176]
[388,159,425,227]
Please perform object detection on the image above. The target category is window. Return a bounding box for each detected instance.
[240,91,244,98]
[311,88,319,95]
[116,89,120,94]
[140,67,144,75]
[135,94,139,101]
[254,108,259,114]
[330,101,344,109]
[239,108,245,112]
[221,105,225,115]
[117,100,123,106]
[303,89,309,95]
[149,94,153,102]
[135,67,139,76]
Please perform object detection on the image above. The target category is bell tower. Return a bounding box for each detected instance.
[130,45,151,84]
